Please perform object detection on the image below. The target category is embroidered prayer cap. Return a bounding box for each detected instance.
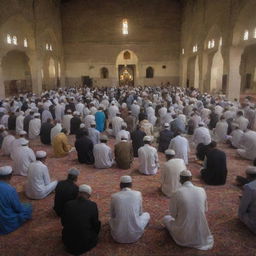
[180,169,192,177]
[164,149,175,156]
[79,184,92,195]
[36,151,47,158]
[120,175,132,183]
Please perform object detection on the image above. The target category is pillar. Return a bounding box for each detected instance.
[29,55,43,95]
[227,46,244,100]
[0,63,5,98]
[180,57,187,87]
[198,52,208,92]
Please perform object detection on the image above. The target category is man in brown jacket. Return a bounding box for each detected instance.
[114,136,134,169]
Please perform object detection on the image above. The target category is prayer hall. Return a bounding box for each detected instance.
[1,0,256,255]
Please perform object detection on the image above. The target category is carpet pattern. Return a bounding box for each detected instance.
[0,135,256,256]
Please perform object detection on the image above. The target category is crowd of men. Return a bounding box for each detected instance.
[0,85,256,255]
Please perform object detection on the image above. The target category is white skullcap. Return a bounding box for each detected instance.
[111,101,115,105]
[121,122,127,128]
[121,136,128,140]
[120,175,132,183]
[199,122,205,126]
[67,109,72,113]
[36,151,47,158]
[246,167,256,175]
[73,111,80,115]
[79,184,92,195]
[34,113,40,117]
[20,138,29,145]
[143,136,152,142]
[100,135,108,141]
[180,170,192,177]
[133,100,137,104]
[19,130,27,135]
[0,166,12,175]
[80,123,85,128]
[91,121,96,125]
[164,123,170,127]
[68,168,80,176]
[165,149,175,156]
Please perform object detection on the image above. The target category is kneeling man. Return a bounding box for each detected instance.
[163,170,214,250]
[109,176,150,243]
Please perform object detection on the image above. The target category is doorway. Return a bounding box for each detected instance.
[118,65,135,86]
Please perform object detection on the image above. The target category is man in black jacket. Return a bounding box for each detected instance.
[75,129,94,164]
[40,118,54,145]
[53,168,80,217]
[201,141,228,185]
[61,184,101,255]
[131,125,146,157]
[70,111,81,135]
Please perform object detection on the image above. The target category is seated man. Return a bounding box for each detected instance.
[25,151,57,199]
[238,176,256,234]
[40,118,54,145]
[0,166,32,234]
[93,135,114,169]
[61,184,101,255]
[161,149,186,197]
[138,136,159,175]
[109,176,150,243]
[131,125,146,157]
[88,121,100,145]
[201,141,227,185]
[237,130,256,161]
[75,129,94,164]
[52,128,72,157]
[236,159,256,187]
[158,123,174,153]
[54,168,80,217]
[114,136,133,169]
[163,170,214,250]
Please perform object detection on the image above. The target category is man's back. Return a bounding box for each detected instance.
[75,136,94,164]
[54,180,79,216]
[115,141,133,169]
[93,143,112,168]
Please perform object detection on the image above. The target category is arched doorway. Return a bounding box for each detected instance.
[116,50,138,86]
[210,50,224,93]
[187,55,199,88]
[1,50,32,96]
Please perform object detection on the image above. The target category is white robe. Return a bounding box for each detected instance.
[93,143,113,169]
[169,136,190,165]
[1,134,15,156]
[16,115,25,134]
[29,119,41,139]
[164,181,214,250]
[236,116,249,132]
[138,144,159,175]
[12,146,36,176]
[193,127,211,146]
[112,116,124,137]
[161,158,186,197]
[229,129,243,148]
[25,160,57,199]
[109,188,150,243]
[62,114,73,134]
[88,127,100,145]
[108,105,119,121]
[84,115,95,129]
[214,121,228,142]
[237,131,256,160]
[42,109,53,123]
[131,104,140,118]
[55,103,65,122]
[115,130,130,143]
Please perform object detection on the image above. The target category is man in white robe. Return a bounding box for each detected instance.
[111,113,124,138]
[12,138,36,176]
[115,123,130,143]
[227,123,243,148]
[236,111,249,132]
[161,149,186,197]
[88,121,100,145]
[192,122,211,147]
[29,113,41,139]
[25,151,57,199]
[138,136,159,175]
[1,131,15,156]
[10,130,27,159]
[50,121,62,143]
[109,176,150,243]
[42,108,53,124]
[108,102,119,121]
[55,102,65,122]
[62,109,73,134]
[169,133,190,165]
[93,135,114,169]
[130,101,140,119]
[214,116,228,142]
[15,111,25,134]
[84,111,95,129]
[237,130,256,160]
[163,170,214,250]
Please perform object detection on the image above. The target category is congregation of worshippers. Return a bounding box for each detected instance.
[1,85,256,255]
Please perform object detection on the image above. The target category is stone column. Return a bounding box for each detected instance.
[180,57,187,87]
[198,52,208,93]
[227,46,244,100]
[0,62,5,99]
[29,54,43,95]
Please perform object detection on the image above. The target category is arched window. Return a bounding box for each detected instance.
[123,51,131,60]
[12,36,17,45]
[46,43,49,50]
[101,67,109,79]
[244,30,249,41]
[7,34,12,44]
[49,44,53,51]
[24,38,28,48]
[146,67,154,78]
[122,19,128,35]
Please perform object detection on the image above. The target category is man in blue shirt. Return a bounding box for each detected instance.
[0,166,32,235]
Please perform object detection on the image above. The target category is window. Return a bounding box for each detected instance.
[101,67,109,79]
[123,51,131,59]
[182,48,185,55]
[254,28,256,39]
[12,36,17,45]
[219,37,222,47]
[24,38,28,48]
[193,45,198,53]
[244,30,249,40]
[7,34,12,44]
[208,41,211,49]
[211,39,215,48]
[146,67,154,78]
[46,43,49,50]
[122,19,128,35]
[49,44,53,51]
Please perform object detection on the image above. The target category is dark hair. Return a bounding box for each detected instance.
[120,182,132,189]
[209,141,217,148]
[67,174,77,181]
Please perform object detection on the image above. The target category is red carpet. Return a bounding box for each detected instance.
[0,135,256,256]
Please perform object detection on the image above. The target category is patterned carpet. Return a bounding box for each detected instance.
[0,135,256,256]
